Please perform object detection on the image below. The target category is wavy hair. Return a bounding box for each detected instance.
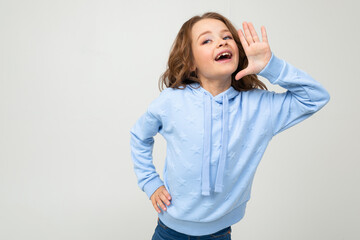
[159,12,267,91]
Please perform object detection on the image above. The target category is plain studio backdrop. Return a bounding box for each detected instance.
[1,0,359,239]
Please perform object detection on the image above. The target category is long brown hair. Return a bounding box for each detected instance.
[159,12,267,91]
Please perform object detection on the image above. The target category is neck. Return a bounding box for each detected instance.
[200,77,232,97]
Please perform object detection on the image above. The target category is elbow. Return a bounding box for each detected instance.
[307,84,331,112]
[318,88,331,110]
[302,89,330,114]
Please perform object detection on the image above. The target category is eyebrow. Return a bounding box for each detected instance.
[197,29,230,41]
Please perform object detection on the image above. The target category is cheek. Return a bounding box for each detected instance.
[199,49,213,62]
[194,49,211,66]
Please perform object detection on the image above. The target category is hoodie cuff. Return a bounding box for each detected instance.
[143,177,164,199]
[258,53,285,84]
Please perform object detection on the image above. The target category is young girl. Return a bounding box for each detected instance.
[130,12,330,239]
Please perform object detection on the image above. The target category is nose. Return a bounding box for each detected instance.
[217,38,228,48]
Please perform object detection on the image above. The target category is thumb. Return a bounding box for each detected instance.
[235,68,249,80]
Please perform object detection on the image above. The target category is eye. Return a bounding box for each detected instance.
[224,35,233,40]
[202,39,211,44]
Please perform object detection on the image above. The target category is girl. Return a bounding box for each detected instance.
[130,12,330,240]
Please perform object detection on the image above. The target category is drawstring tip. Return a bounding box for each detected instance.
[215,185,224,193]
[201,190,210,196]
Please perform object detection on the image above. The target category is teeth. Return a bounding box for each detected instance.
[216,52,231,60]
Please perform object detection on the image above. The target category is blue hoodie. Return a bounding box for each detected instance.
[130,53,330,236]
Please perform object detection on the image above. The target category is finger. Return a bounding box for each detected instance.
[156,197,167,211]
[162,189,172,201]
[261,26,268,43]
[243,22,254,44]
[160,193,171,206]
[238,29,249,49]
[248,22,260,42]
[151,198,161,213]
[235,68,249,81]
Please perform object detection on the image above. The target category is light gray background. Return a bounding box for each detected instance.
[1,0,359,239]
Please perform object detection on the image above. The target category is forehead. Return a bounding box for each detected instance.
[192,18,229,38]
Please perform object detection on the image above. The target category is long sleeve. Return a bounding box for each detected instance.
[130,107,164,199]
[258,53,330,136]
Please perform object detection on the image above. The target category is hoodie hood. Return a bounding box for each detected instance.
[188,83,239,195]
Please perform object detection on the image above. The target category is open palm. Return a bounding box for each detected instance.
[235,22,272,80]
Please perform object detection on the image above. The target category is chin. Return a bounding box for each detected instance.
[219,67,238,77]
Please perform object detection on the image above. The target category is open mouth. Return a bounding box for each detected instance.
[215,51,232,61]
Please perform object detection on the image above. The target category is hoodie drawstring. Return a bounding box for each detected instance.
[201,93,229,196]
[215,94,229,193]
[202,93,212,196]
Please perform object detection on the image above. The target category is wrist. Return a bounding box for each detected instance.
[144,177,164,199]
[257,53,285,83]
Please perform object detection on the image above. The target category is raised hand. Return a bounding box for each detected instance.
[235,22,272,80]
[150,185,172,213]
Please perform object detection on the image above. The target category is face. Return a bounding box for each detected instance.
[191,18,239,83]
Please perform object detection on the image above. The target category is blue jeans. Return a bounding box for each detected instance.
[152,218,232,240]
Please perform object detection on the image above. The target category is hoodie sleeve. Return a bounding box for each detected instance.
[130,96,165,199]
[258,53,330,136]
